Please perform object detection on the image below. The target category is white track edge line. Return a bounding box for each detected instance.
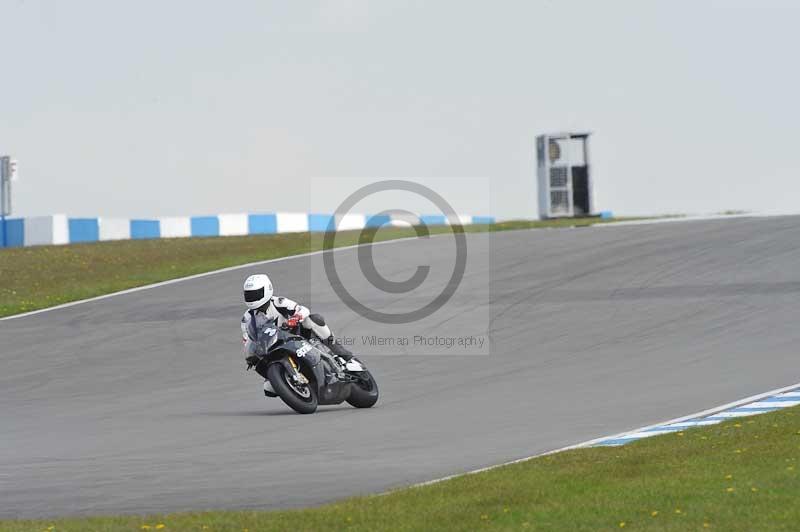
[393,380,800,492]
[591,213,778,228]
[0,233,458,322]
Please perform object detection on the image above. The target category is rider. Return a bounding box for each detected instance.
[241,273,353,360]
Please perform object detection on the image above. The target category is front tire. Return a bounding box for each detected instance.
[267,363,318,414]
[346,370,379,408]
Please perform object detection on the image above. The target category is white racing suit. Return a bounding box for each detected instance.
[241,296,352,359]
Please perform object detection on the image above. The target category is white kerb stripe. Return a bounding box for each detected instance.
[663,420,723,428]
[620,429,679,440]
[745,400,800,408]
[714,410,765,418]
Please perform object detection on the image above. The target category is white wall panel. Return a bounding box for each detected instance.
[276,212,308,233]
[52,215,69,245]
[218,213,249,236]
[389,212,420,227]
[160,217,191,238]
[99,218,131,241]
[23,216,55,246]
[335,213,366,231]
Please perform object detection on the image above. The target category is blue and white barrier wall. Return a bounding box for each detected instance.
[0,212,495,248]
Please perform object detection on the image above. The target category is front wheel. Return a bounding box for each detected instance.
[267,363,318,414]
[346,370,379,408]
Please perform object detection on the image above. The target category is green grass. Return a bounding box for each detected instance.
[3,407,799,531]
[0,217,634,318]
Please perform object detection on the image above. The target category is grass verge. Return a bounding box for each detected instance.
[0,217,632,318]
[2,406,799,531]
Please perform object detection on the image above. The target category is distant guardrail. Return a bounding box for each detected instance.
[0,213,495,248]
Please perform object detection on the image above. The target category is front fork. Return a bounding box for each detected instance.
[287,355,309,385]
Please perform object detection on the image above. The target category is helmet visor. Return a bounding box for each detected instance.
[244,287,265,303]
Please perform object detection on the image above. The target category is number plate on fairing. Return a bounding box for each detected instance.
[296,343,313,357]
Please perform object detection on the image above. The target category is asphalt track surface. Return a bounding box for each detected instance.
[3,216,800,519]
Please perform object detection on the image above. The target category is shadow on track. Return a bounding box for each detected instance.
[196,405,356,417]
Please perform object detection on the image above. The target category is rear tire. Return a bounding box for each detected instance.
[346,370,379,408]
[267,363,318,414]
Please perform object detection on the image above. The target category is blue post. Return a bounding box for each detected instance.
[1,214,5,248]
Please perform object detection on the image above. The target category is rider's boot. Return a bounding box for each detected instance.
[326,336,353,361]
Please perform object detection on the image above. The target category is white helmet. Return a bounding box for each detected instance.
[243,274,273,310]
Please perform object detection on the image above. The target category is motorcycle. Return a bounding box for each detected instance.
[244,316,379,414]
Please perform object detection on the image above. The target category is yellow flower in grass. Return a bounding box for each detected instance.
[619,521,626,528]
[725,474,733,479]
[651,510,659,517]
[726,487,735,493]
[155,525,165,530]
[480,514,489,521]
[704,522,712,528]
[675,508,683,514]
[751,487,758,492]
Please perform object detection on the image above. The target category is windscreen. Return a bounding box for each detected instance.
[246,313,279,355]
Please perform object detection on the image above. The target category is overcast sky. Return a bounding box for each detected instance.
[2,0,799,219]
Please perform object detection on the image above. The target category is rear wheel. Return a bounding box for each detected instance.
[346,369,379,408]
[267,363,318,414]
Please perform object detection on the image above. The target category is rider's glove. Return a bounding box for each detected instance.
[286,313,302,328]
